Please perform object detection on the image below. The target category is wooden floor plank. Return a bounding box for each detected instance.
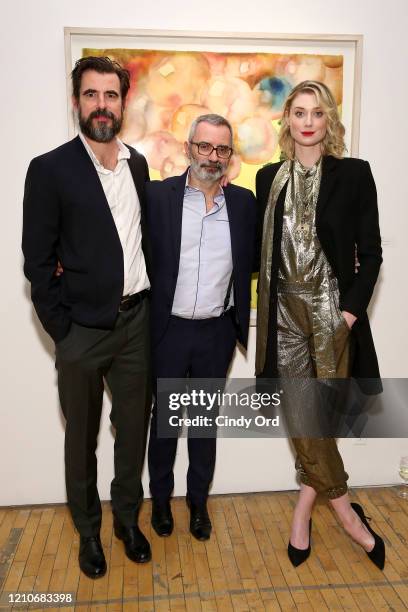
[190,537,216,611]
[13,509,31,531]
[164,517,186,611]
[76,570,94,609]
[1,487,407,610]
[107,562,124,606]
[237,496,277,590]
[151,529,170,611]
[0,508,18,551]
[52,511,75,572]
[42,506,65,557]
[122,560,140,611]
[24,521,52,578]
[204,504,235,611]
[33,553,55,594]
[176,533,201,612]
[377,584,408,610]
[216,497,252,610]
[1,560,25,593]
[13,509,41,564]
[47,567,66,594]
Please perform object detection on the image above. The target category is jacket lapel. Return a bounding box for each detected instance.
[74,136,120,225]
[126,149,146,207]
[316,155,339,221]
[224,185,238,274]
[169,169,188,264]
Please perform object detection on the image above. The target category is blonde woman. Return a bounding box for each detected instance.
[255,80,384,568]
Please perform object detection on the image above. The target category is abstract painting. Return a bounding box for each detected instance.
[66,30,362,313]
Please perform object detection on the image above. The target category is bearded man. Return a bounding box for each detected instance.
[22,56,152,578]
[146,114,256,541]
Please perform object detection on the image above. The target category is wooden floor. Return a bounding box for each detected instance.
[0,487,407,611]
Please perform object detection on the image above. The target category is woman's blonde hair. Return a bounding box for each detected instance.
[278,80,346,159]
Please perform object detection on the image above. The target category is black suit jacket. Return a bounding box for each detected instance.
[22,135,151,343]
[146,169,257,349]
[256,156,382,388]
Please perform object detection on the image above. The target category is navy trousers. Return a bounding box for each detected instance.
[148,312,237,505]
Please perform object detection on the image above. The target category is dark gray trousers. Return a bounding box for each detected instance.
[56,298,151,536]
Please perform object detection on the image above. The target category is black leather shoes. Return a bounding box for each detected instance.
[113,516,151,563]
[186,496,212,541]
[151,499,174,537]
[79,535,107,579]
[287,519,312,567]
[351,502,385,570]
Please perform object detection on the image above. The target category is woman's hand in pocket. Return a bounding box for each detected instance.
[341,310,357,329]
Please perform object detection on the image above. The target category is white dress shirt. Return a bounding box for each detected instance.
[79,132,150,296]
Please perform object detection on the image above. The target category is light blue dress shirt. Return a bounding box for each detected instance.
[171,178,233,319]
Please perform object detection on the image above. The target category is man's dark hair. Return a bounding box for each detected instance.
[71,56,130,101]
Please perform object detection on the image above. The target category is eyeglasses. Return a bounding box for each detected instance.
[190,141,233,159]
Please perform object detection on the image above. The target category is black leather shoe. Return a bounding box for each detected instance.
[186,496,212,541]
[151,499,174,537]
[351,502,385,570]
[288,519,312,567]
[113,516,151,563]
[79,535,107,579]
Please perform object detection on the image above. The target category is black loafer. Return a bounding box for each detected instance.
[151,499,174,537]
[113,516,151,563]
[186,496,212,541]
[79,535,107,579]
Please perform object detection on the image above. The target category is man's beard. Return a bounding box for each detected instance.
[189,157,226,183]
[78,107,123,143]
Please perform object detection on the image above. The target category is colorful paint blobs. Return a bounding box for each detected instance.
[172,104,211,141]
[258,76,293,116]
[83,49,343,181]
[146,54,210,108]
[138,131,186,173]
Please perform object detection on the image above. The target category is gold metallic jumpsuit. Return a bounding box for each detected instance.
[277,158,349,498]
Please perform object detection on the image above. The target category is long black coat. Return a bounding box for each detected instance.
[255,155,382,391]
[22,136,151,343]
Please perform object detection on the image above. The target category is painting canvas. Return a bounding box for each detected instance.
[81,49,344,186]
[66,29,362,315]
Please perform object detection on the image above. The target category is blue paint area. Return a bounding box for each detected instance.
[259,77,293,111]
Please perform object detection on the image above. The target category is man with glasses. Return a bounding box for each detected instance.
[146,114,256,541]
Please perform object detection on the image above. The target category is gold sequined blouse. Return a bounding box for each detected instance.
[278,157,335,284]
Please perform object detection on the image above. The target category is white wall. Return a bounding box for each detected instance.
[1,0,407,506]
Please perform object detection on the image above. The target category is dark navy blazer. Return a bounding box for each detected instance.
[146,169,257,349]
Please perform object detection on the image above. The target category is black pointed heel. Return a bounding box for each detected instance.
[350,502,385,570]
[288,519,312,567]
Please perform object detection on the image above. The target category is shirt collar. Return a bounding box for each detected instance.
[184,168,224,200]
[79,131,130,168]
